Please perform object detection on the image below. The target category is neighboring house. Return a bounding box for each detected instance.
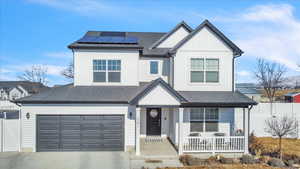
[236,83,261,102]
[0,81,49,152]
[16,20,256,155]
[0,81,49,110]
[284,92,300,103]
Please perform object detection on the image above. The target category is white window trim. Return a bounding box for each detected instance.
[190,108,219,133]
[189,58,220,85]
[149,60,159,75]
[93,59,122,83]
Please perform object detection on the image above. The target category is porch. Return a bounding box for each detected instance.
[135,106,251,156]
[131,78,256,156]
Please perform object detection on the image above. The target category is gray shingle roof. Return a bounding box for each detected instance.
[16,83,150,104]
[0,81,49,94]
[178,91,257,107]
[16,80,256,107]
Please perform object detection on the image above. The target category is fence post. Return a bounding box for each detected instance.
[212,137,215,155]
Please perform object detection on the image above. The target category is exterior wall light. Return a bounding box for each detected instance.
[129,112,132,119]
[26,112,30,119]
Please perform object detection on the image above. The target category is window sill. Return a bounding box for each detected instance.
[188,82,221,86]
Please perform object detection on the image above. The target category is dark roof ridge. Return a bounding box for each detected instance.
[149,21,193,49]
[170,19,243,56]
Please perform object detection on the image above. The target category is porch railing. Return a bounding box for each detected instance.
[182,136,245,153]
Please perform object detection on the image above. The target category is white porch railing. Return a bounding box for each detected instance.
[183,136,245,153]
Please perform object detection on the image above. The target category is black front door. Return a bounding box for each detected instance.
[146,108,161,136]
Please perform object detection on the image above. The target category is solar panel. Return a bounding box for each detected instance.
[100,32,126,37]
[77,35,138,44]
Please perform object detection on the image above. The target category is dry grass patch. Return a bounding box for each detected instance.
[157,164,282,169]
[251,137,300,156]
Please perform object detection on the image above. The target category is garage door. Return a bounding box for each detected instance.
[37,115,124,152]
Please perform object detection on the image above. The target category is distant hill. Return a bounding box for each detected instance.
[283,75,300,88]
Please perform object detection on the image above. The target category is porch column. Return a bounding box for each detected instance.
[136,107,141,155]
[243,107,249,154]
[178,107,184,155]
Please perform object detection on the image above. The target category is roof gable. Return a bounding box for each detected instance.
[130,78,187,105]
[170,20,243,56]
[150,21,193,49]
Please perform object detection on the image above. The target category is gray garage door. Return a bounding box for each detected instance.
[37,115,124,152]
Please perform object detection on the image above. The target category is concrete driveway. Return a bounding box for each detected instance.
[0,152,130,169]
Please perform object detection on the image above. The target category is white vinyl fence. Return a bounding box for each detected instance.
[0,100,21,152]
[235,103,300,138]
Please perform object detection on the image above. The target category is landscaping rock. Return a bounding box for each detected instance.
[241,154,256,164]
[219,157,234,164]
[268,158,286,167]
[286,160,294,167]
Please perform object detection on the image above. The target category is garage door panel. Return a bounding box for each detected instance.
[37,115,124,152]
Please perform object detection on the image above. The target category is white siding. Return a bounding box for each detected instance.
[21,104,135,152]
[138,84,180,106]
[74,49,139,86]
[158,27,190,48]
[173,26,234,91]
[235,103,300,138]
[139,57,169,82]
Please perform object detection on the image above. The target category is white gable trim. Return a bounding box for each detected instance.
[138,84,181,106]
[157,26,190,48]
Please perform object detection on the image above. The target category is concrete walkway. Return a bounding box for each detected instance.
[0,152,130,169]
[140,138,178,157]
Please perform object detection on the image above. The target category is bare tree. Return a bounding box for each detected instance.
[254,59,286,114]
[265,116,298,159]
[18,65,48,85]
[61,62,74,80]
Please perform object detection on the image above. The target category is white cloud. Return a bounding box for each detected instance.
[46,65,65,76]
[26,0,112,15]
[221,4,300,72]
[45,51,72,58]
[237,70,251,77]
[0,64,65,78]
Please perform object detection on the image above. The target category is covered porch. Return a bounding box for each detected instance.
[130,78,257,156]
[135,106,252,156]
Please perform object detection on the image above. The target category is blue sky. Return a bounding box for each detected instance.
[1,0,300,86]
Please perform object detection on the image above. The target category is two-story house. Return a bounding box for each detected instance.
[16,20,256,155]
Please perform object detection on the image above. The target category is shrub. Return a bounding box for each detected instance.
[179,155,192,166]
[206,156,219,165]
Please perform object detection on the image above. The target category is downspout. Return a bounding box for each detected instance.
[248,105,254,144]
[232,54,240,92]
[72,49,75,86]
[168,52,175,88]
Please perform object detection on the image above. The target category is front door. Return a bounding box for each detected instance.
[146,108,161,136]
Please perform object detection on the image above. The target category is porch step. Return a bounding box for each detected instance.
[144,136,163,143]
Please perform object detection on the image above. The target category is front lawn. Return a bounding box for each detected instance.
[251,137,300,157]
[158,164,282,169]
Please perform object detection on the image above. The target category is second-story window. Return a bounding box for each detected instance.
[93,59,121,82]
[150,61,158,74]
[190,58,219,83]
